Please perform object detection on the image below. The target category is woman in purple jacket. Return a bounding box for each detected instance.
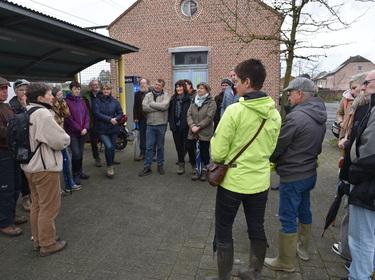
[64,81,90,185]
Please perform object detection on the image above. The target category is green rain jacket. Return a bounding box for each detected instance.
[211,92,281,194]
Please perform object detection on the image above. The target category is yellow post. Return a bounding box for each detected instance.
[74,73,80,82]
[118,55,126,113]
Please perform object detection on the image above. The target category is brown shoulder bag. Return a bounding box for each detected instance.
[206,119,266,187]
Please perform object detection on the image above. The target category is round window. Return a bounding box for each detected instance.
[181,0,198,16]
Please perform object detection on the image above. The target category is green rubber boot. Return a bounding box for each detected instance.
[264,232,297,273]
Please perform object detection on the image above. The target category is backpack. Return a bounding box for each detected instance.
[6,107,42,163]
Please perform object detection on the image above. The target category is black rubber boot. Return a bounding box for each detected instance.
[238,242,267,280]
[205,242,233,280]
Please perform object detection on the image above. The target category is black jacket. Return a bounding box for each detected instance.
[168,93,191,131]
[347,94,375,211]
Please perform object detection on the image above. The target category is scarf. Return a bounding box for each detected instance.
[152,89,163,101]
[175,95,183,126]
[194,93,209,108]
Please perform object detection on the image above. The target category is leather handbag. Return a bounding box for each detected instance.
[206,119,266,186]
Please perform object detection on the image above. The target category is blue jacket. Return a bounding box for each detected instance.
[93,94,123,135]
[220,85,239,117]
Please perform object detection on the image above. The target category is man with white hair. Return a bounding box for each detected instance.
[264,77,327,272]
[341,69,375,280]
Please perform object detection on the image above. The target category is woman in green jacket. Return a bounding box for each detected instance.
[206,59,281,280]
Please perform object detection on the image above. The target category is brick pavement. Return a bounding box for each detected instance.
[0,129,348,280]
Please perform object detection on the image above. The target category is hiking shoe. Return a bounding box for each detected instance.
[61,189,66,197]
[80,171,89,179]
[191,172,199,181]
[157,165,165,175]
[40,241,67,257]
[106,166,114,178]
[135,155,145,162]
[0,224,23,237]
[12,215,28,225]
[345,261,351,271]
[95,158,102,167]
[33,236,60,251]
[332,243,351,260]
[113,159,121,165]
[139,167,152,177]
[22,195,31,212]
[178,163,185,175]
[66,185,82,192]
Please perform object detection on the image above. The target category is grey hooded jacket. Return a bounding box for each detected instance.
[270,97,327,183]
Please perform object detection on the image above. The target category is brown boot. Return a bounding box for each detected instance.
[0,224,23,237]
[22,195,31,212]
[40,241,67,257]
[12,215,28,225]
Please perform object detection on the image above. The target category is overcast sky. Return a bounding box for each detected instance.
[11,0,375,76]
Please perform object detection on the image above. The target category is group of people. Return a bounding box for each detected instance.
[1,59,374,280]
[333,71,375,280]
[0,78,123,257]
[133,76,236,181]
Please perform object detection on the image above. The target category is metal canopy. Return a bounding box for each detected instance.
[0,0,139,82]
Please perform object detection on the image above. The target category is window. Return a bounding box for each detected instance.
[174,52,207,65]
[181,0,198,16]
[358,65,362,71]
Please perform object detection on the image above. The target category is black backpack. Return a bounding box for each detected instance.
[6,107,42,163]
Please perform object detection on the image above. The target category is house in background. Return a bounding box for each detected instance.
[108,0,282,98]
[316,55,375,91]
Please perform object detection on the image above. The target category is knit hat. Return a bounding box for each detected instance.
[13,79,30,90]
[283,77,315,93]
[221,78,233,86]
[0,77,10,87]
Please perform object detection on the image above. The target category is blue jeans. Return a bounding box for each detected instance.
[145,125,167,167]
[215,186,269,244]
[0,153,21,228]
[99,133,117,167]
[279,175,316,233]
[61,148,75,189]
[348,202,375,280]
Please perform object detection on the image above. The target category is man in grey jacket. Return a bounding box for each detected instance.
[264,77,327,272]
[139,79,170,177]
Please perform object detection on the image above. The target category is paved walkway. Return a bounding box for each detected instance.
[0,130,348,280]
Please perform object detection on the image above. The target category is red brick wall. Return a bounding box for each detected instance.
[326,62,375,91]
[109,0,281,99]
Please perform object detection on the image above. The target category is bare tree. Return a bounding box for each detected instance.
[218,0,362,117]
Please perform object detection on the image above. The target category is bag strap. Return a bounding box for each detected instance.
[228,118,266,166]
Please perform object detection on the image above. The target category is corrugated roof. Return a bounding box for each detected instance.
[0,0,139,81]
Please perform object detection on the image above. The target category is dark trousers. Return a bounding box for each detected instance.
[172,128,195,165]
[138,116,147,156]
[88,129,100,160]
[190,139,210,166]
[20,167,30,197]
[215,185,268,244]
[0,153,21,228]
[69,136,85,173]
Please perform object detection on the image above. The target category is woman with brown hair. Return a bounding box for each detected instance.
[168,80,195,175]
[187,82,216,181]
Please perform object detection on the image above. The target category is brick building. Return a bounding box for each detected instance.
[316,55,375,91]
[108,0,282,98]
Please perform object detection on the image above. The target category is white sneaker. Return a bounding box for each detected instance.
[66,185,82,192]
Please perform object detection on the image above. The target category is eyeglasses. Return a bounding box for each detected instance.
[363,79,375,86]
